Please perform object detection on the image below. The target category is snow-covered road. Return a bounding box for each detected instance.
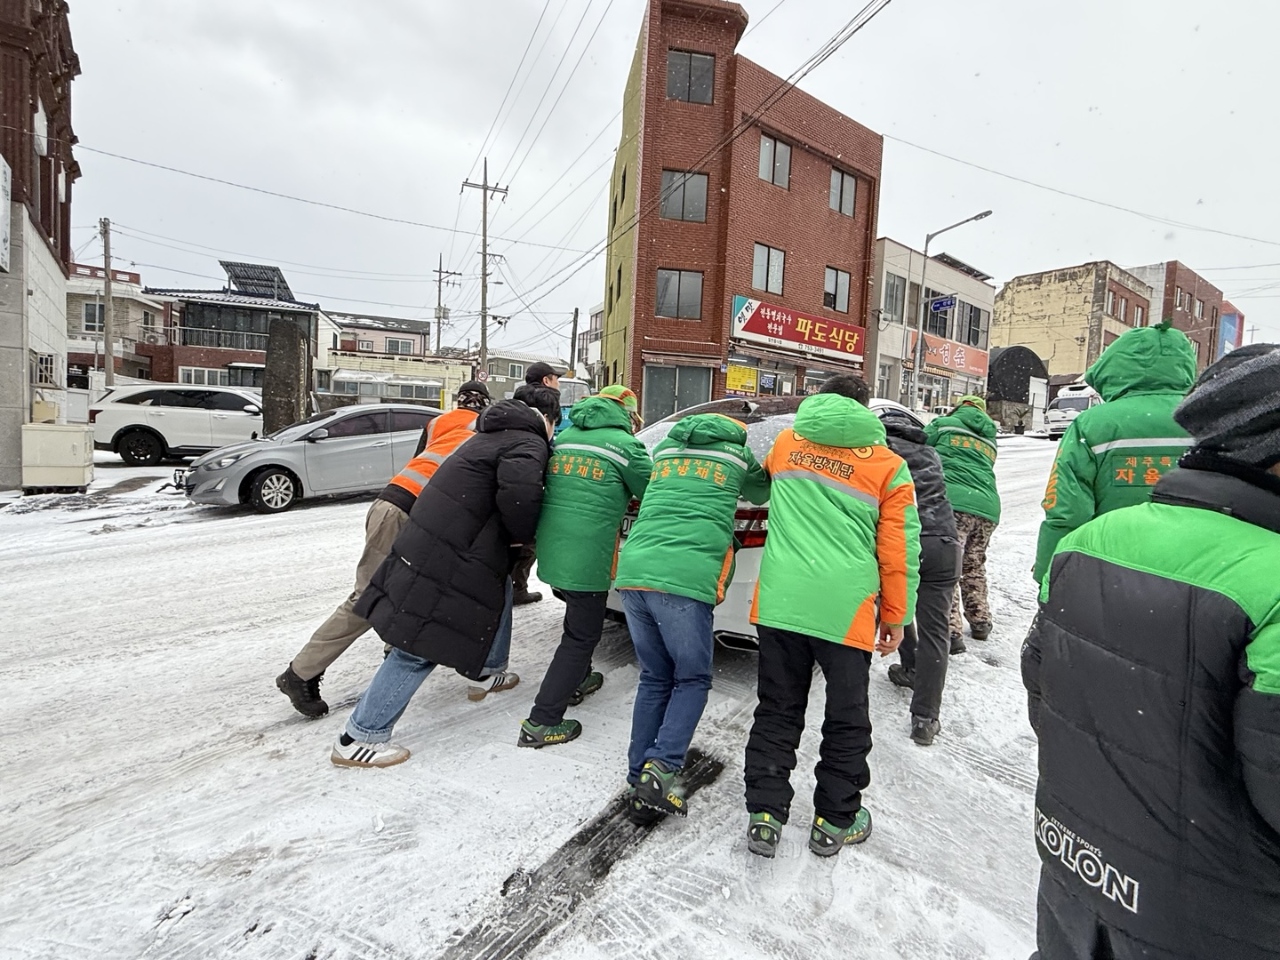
[2,438,1058,960]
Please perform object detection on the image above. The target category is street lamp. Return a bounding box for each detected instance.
[908,209,993,411]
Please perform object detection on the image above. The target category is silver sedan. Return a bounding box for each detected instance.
[181,404,439,513]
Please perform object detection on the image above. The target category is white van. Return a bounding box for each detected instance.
[1045,383,1101,440]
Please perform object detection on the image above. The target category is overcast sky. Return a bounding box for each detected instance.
[68,0,1280,360]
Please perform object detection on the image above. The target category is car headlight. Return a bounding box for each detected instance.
[210,452,250,470]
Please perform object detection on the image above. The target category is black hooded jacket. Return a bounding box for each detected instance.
[1023,456,1280,959]
[355,400,549,677]
[882,417,957,540]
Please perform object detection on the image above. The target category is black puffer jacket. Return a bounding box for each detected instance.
[1023,459,1280,959]
[882,417,957,540]
[355,400,549,678]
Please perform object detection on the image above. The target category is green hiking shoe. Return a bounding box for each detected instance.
[568,671,604,706]
[747,812,782,858]
[635,759,688,817]
[517,718,582,749]
[809,808,873,857]
[624,784,665,826]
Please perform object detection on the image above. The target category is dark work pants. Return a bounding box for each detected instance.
[1036,870,1179,960]
[512,544,537,593]
[897,535,962,721]
[744,625,873,828]
[528,590,609,726]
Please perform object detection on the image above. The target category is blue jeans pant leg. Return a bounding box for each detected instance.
[346,648,437,742]
[484,578,514,674]
[622,590,674,783]
[649,593,714,771]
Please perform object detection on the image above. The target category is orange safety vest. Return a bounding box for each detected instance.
[387,408,479,499]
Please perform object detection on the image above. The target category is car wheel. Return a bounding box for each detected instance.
[119,429,164,466]
[249,468,298,513]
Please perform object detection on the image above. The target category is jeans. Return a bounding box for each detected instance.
[744,625,873,828]
[621,590,715,782]
[529,590,610,726]
[897,535,962,721]
[346,579,513,743]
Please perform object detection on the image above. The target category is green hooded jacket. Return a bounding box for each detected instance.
[1032,321,1197,581]
[925,403,1001,524]
[751,394,921,648]
[534,396,653,592]
[613,413,770,605]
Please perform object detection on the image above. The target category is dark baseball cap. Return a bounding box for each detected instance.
[525,361,563,384]
[455,380,490,398]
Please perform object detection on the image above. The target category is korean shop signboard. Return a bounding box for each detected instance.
[909,332,989,377]
[731,295,865,363]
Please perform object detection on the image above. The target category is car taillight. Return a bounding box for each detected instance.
[88,409,99,423]
[734,507,768,548]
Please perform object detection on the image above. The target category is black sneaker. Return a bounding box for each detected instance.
[568,671,604,706]
[624,785,665,826]
[911,717,940,746]
[949,634,967,655]
[517,718,582,748]
[513,590,543,605]
[276,666,328,718]
[747,812,782,858]
[970,621,992,641]
[634,759,688,817]
[887,664,914,689]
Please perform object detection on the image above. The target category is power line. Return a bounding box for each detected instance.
[742,0,793,38]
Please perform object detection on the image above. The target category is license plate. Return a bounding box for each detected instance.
[173,468,187,486]
[620,516,634,537]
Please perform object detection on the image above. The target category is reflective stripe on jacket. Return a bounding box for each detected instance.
[378,408,478,513]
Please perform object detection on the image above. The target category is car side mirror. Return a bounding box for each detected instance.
[308,428,329,441]
[244,404,260,414]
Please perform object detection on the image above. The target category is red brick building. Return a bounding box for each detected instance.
[1129,261,1225,372]
[602,0,883,422]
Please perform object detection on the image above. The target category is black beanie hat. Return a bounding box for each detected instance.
[1173,343,1280,468]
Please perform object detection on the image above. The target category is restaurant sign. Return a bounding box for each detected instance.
[732,295,864,363]
[910,332,989,377]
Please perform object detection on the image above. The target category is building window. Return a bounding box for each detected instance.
[877,363,892,399]
[357,339,374,351]
[655,269,703,319]
[666,50,714,104]
[316,370,332,391]
[35,353,59,386]
[752,244,785,296]
[386,337,415,355]
[83,302,105,333]
[621,166,627,202]
[824,267,850,313]
[179,366,231,386]
[142,310,156,331]
[1194,298,1204,319]
[923,287,950,338]
[617,264,622,296]
[1117,297,1128,323]
[882,272,907,324]
[659,171,708,222]
[1135,305,1146,326]
[1174,286,1183,311]
[508,363,525,380]
[611,196,617,230]
[1105,290,1116,316]
[758,135,791,189]
[642,364,712,424]
[957,302,986,347]
[829,168,856,217]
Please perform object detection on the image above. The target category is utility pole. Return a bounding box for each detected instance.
[100,217,115,386]
[461,158,507,371]
[568,307,579,374]
[1247,324,1259,344]
[432,253,461,355]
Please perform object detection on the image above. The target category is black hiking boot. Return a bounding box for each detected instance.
[970,621,992,641]
[887,664,914,689]
[513,590,543,605]
[276,666,328,718]
[517,718,582,748]
[809,808,872,857]
[624,784,665,826]
[634,759,688,817]
[911,717,940,746]
[949,633,967,655]
[568,671,604,706]
[747,812,782,858]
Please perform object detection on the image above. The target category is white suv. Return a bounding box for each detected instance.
[90,385,264,465]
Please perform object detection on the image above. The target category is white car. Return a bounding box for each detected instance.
[1045,383,1101,440]
[605,395,924,652]
[90,384,264,466]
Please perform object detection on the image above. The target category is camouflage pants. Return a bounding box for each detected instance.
[950,511,997,637]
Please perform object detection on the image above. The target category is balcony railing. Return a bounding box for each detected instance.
[178,327,270,351]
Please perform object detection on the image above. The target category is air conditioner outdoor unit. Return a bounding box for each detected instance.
[145,334,162,344]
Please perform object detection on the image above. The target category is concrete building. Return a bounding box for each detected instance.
[1127,261,1223,371]
[315,311,469,409]
[602,0,883,423]
[0,0,80,488]
[576,303,605,389]
[484,349,566,401]
[65,263,165,384]
[991,261,1153,379]
[868,238,995,410]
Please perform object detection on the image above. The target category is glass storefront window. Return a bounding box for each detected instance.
[642,364,711,424]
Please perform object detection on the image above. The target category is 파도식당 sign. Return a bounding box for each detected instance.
[732,295,865,363]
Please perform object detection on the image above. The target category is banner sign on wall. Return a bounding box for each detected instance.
[732,295,865,363]
[910,331,989,377]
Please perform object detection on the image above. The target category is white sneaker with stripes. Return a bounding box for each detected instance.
[330,736,410,768]
[467,670,520,702]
